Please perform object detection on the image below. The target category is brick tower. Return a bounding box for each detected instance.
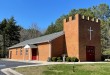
[63,14,101,61]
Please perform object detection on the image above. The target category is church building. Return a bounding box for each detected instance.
[8,14,101,61]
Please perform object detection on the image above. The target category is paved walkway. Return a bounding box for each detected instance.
[2,59,110,64]
[0,60,40,75]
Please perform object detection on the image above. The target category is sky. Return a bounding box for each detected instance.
[0,0,110,30]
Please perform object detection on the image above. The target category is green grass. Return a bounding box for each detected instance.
[15,63,110,75]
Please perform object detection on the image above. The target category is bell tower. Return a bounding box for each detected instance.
[63,14,101,61]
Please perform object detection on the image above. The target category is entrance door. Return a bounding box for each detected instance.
[32,49,37,60]
[86,46,95,61]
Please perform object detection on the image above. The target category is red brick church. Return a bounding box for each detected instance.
[9,14,101,61]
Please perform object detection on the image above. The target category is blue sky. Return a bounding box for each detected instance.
[0,0,110,30]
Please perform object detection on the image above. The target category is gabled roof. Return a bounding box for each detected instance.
[24,44,37,48]
[9,31,64,49]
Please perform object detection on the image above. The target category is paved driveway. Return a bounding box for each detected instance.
[0,60,38,75]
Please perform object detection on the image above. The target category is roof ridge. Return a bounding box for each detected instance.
[23,31,63,42]
[8,31,64,49]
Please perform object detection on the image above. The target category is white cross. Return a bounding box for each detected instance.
[88,27,93,40]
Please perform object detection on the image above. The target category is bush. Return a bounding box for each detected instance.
[71,57,79,62]
[52,57,57,62]
[57,57,62,62]
[75,57,79,62]
[101,55,105,61]
[71,57,75,62]
[57,60,63,62]
[57,57,61,60]
[66,57,71,62]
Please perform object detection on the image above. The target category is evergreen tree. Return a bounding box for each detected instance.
[45,23,57,35]
[0,17,21,57]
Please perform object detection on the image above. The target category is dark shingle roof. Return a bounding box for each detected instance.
[9,31,64,49]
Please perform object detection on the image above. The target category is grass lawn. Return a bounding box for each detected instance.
[14,63,110,75]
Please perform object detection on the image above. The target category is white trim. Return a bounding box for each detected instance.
[24,44,37,48]
[24,45,30,48]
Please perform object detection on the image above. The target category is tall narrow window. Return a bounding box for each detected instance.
[26,49,28,55]
[20,48,22,55]
[16,48,18,55]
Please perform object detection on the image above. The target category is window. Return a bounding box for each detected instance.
[16,48,18,55]
[26,49,28,55]
[20,48,22,55]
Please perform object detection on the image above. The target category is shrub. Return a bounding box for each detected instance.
[101,55,105,61]
[57,57,61,60]
[57,57,62,62]
[57,60,63,62]
[52,57,57,62]
[66,57,71,62]
[74,57,79,62]
[71,57,79,62]
[71,57,76,62]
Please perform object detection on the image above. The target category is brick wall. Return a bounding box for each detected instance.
[37,43,50,61]
[63,14,79,58]
[9,43,50,61]
[51,35,66,57]
[63,14,101,61]
[9,47,31,60]
[78,15,101,61]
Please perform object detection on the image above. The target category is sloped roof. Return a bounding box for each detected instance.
[9,31,64,49]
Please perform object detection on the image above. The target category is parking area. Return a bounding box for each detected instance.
[0,60,38,75]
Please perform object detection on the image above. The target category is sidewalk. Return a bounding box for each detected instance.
[1,58,110,65]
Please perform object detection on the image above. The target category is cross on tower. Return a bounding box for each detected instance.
[88,27,93,40]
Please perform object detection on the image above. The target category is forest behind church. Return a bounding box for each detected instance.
[0,3,110,57]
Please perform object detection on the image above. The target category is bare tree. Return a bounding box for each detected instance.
[20,23,41,42]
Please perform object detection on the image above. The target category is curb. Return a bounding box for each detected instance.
[1,68,23,75]
[1,59,45,64]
